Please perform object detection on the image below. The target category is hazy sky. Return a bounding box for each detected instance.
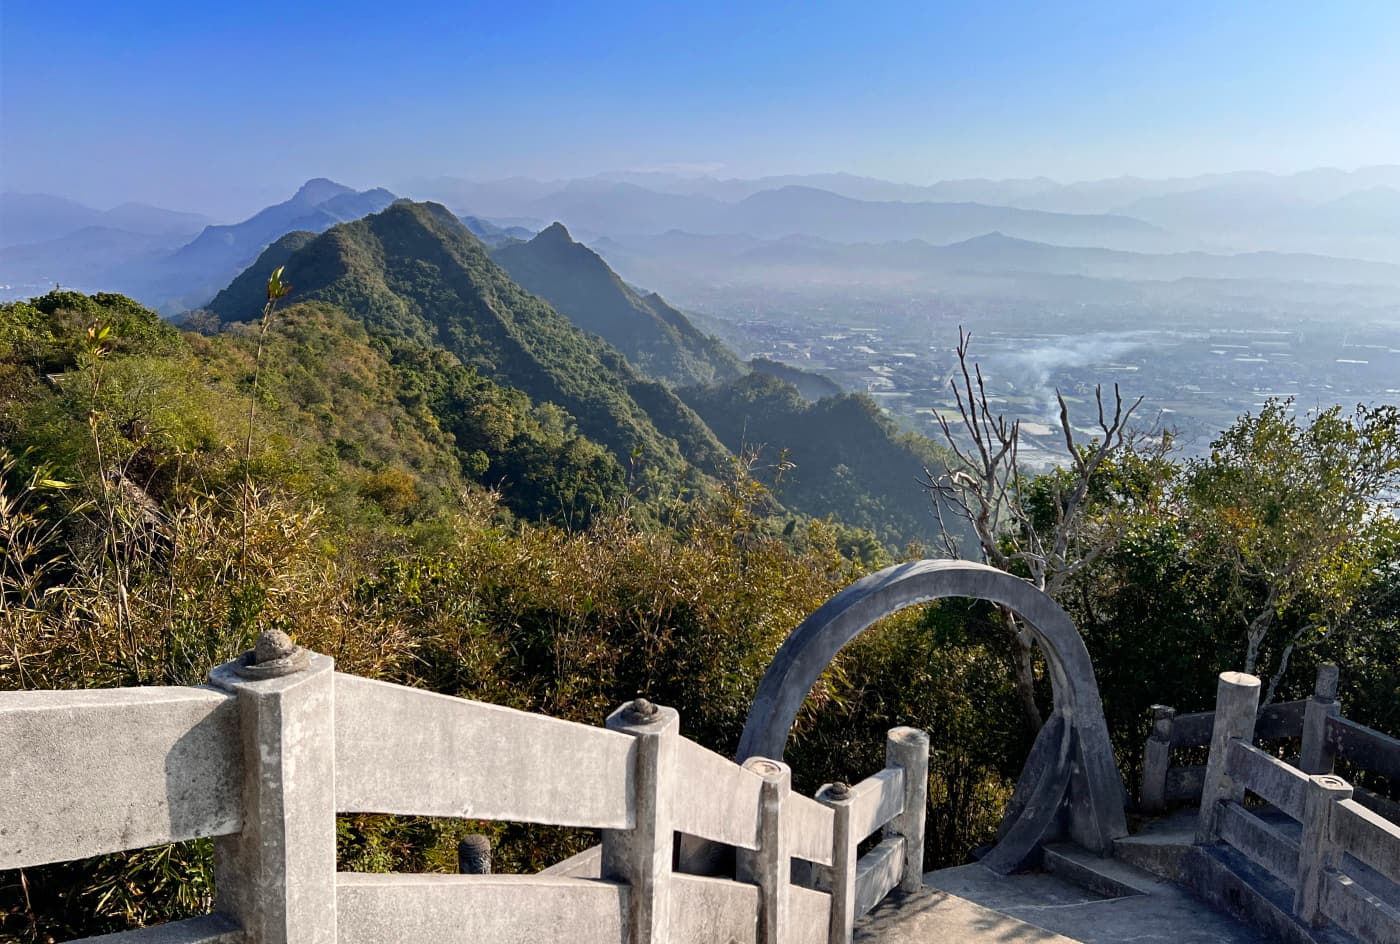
[4,0,1399,218]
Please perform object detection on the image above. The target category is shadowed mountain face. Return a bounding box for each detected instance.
[491,222,743,387]
[208,201,729,483]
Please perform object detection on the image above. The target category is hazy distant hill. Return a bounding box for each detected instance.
[491,222,743,387]
[160,179,396,306]
[208,201,729,483]
[461,216,535,246]
[0,192,210,247]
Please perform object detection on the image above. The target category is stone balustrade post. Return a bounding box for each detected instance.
[602,698,679,944]
[737,757,792,944]
[1140,705,1176,812]
[208,631,337,944]
[1195,671,1260,844]
[819,780,857,944]
[1299,663,1341,775]
[1294,773,1353,925]
[883,727,929,892]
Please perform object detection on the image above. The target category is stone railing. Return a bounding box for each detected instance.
[1195,671,1400,943]
[0,633,928,944]
[1141,663,1400,823]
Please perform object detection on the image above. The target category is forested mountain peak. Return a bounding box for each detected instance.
[491,219,743,387]
[208,200,731,487]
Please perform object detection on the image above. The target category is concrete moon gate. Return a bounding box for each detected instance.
[737,559,1128,872]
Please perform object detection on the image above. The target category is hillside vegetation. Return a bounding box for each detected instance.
[6,252,1400,943]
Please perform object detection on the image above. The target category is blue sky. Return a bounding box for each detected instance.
[3,0,1399,217]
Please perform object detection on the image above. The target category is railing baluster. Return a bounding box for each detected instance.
[1299,663,1341,775]
[883,727,929,892]
[1294,773,1353,925]
[602,698,679,944]
[820,781,857,944]
[1196,671,1260,844]
[209,632,337,944]
[738,758,792,944]
[1141,704,1176,812]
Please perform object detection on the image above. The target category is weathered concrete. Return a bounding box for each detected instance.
[675,737,764,849]
[912,859,1276,944]
[736,757,792,944]
[855,885,1079,943]
[737,559,1127,866]
[884,726,929,893]
[209,650,337,944]
[79,914,245,943]
[334,672,636,828]
[1197,671,1261,843]
[1297,776,1354,923]
[601,700,680,944]
[335,872,627,944]
[0,686,242,869]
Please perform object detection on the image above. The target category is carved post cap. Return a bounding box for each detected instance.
[1150,704,1177,741]
[824,781,852,802]
[234,629,310,678]
[1311,774,1352,794]
[622,697,660,725]
[1219,671,1261,690]
[1314,663,1340,701]
[745,758,784,778]
[458,834,492,874]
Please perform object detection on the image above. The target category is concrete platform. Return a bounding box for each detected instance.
[855,853,1275,943]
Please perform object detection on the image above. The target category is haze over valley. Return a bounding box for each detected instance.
[6,163,1400,459]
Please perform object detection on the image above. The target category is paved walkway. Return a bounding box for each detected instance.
[856,854,1273,944]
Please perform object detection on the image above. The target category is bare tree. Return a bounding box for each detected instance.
[922,328,1156,733]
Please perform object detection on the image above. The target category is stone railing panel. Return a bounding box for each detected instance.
[852,836,904,920]
[847,767,904,844]
[1216,800,1300,885]
[786,793,836,867]
[333,673,635,828]
[334,872,627,944]
[673,738,764,850]
[1332,798,1400,888]
[73,914,245,943]
[671,873,760,944]
[0,686,242,869]
[1225,741,1309,820]
[1327,715,1400,784]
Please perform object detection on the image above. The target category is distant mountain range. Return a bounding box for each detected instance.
[0,179,395,310]
[8,164,1400,318]
[0,192,211,247]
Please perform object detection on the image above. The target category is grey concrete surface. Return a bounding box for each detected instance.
[210,651,337,944]
[737,559,1127,868]
[334,672,636,828]
[914,861,1276,944]
[0,685,242,869]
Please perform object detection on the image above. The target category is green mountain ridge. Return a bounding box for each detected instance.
[490,222,743,387]
[207,201,729,488]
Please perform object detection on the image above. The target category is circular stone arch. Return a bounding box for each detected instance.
[737,559,1127,870]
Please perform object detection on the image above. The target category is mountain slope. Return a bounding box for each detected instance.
[207,201,729,485]
[491,222,743,386]
[678,373,957,551]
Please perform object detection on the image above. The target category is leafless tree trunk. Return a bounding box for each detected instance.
[923,328,1154,733]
